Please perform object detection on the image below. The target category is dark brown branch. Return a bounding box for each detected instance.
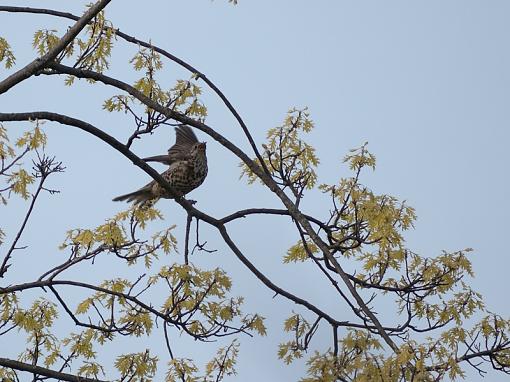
[0,111,356,331]
[39,62,398,351]
[216,224,345,327]
[0,147,30,176]
[0,6,81,24]
[49,285,115,334]
[0,111,194,209]
[219,207,327,229]
[10,59,396,350]
[0,0,111,94]
[1,279,187,334]
[184,213,192,264]
[293,220,363,320]
[0,176,44,278]
[0,155,62,278]
[37,244,106,281]
[0,5,270,176]
[0,357,108,382]
[42,63,260,189]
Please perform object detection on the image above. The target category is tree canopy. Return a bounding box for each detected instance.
[1,2,509,381]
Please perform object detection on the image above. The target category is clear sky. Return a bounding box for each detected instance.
[1,1,509,381]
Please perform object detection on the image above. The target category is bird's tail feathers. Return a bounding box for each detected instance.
[112,187,153,204]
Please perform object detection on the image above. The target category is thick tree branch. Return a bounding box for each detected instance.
[38,62,399,352]
[0,5,270,176]
[0,0,111,94]
[1,4,507,380]
[0,111,209,217]
[0,357,108,382]
[0,111,356,331]
[4,60,398,350]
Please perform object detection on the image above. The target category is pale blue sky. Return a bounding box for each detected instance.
[1,1,509,381]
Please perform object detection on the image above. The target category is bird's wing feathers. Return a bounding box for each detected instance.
[143,125,198,165]
[173,125,198,150]
[142,154,170,163]
[166,125,198,161]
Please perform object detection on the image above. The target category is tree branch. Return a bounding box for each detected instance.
[0,172,45,278]
[0,0,111,94]
[0,357,108,382]
[0,112,407,336]
[36,65,397,351]
[219,207,327,229]
[0,5,270,175]
[0,110,355,331]
[15,61,396,350]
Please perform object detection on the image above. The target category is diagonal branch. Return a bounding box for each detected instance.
[37,62,399,352]
[0,172,46,278]
[43,63,254,172]
[0,357,109,382]
[0,5,270,176]
[0,111,355,331]
[0,112,407,335]
[0,0,111,94]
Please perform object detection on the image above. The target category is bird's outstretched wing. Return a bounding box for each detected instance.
[143,125,198,165]
[172,125,198,152]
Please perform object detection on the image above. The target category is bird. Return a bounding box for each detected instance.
[112,125,208,204]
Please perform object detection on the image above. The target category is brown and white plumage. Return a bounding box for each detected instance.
[113,125,208,204]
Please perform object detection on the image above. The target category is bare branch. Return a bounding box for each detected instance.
[36,62,398,351]
[0,5,270,176]
[0,0,111,94]
[0,357,108,382]
[1,155,63,278]
[0,111,357,331]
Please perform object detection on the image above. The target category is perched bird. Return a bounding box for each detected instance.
[113,125,208,204]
